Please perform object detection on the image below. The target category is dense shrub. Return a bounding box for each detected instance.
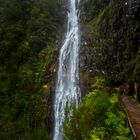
[0,0,63,139]
[64,79,133,140]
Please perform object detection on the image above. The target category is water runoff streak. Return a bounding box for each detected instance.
[53,0,81,140]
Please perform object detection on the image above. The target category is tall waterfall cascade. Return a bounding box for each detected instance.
[53,0,81,140]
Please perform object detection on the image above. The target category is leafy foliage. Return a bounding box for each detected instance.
[0,0,63,139]
[64,79,133,140]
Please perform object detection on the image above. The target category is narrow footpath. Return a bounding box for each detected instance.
[121,96,140,140]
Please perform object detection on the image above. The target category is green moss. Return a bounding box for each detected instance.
[83,0,140,84]
[35,46,53,89]
[25,123,50,140]
[91,78,106,89]
[133,64,140,82]
[133,49,140,82]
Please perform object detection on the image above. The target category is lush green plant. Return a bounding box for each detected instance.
[0,0,63,138]
[90,99,133,140]
[25,123,50,140]
[64,79,133,140]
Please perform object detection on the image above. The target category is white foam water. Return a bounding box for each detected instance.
[53,0,81,140]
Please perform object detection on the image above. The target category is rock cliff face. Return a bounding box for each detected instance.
[80,0,140,89]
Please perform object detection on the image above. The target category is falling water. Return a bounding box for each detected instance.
[53,0,81,140]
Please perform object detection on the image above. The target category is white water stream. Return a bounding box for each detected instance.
[53,0,81,140]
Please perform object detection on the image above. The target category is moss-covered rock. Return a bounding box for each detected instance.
[81,0,140,85]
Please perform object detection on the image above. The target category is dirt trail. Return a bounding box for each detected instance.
[121,96,140,140]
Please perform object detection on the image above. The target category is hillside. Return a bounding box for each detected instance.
[0,0,140,140]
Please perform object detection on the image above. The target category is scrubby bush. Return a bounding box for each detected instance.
[64,79,133,140]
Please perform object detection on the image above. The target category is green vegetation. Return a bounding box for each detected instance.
[82,0,140,83]
[0,0,63,139]
[63,0,140,139]
[0,0,139,139]
[64,79,133,140]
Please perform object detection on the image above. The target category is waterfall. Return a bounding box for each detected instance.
[53,0,81,140]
